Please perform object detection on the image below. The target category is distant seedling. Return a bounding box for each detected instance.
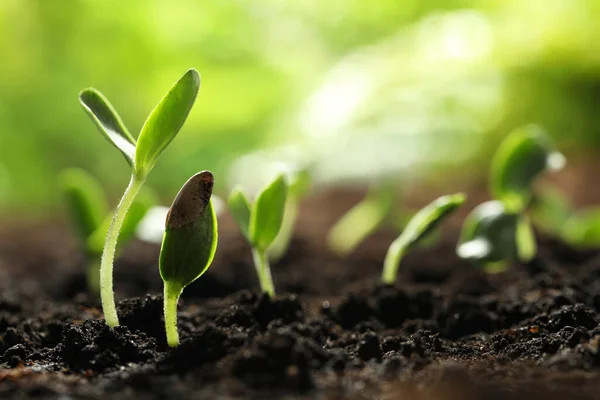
[79,68,200,327]
[159,171,218,347]
[457,125,564,268]
[228,175,288,297]
[60,168,155,296]
[382,193,465,284]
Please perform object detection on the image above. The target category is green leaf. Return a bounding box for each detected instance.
[79,88,136,166]
[382,193,465,284]
[60,168,109,241]
[288,169,312,198]
[457,201,520,264]
[490,125,565,213]
[562,208,600,248]
[529,186,572,233]
[135,69,201,177]
[87,187,156,255]
[159,171,218,289]
[228,188,252,240]
[328,184,395,256]
[249,174,288,251]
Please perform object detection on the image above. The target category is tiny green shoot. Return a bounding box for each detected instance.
[382,193,465,284]
[327,184,395,256]
[267,168,311,262]
[159,171,218,347]
[60,168,156,296]
[79,68,200,327]
[228,175,288,297]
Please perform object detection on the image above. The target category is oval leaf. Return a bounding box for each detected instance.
[249,174,288,251]
[491,124,565,212]
[382,193,465,283]
[60,168,108,240]
[135,69,201,177]
[159,171,218,289]
[228,188,251,240]
[79,88,136,166]
[457,200,520,264]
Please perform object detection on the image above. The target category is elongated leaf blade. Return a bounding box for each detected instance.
[79,89,136,166]
[228,188,251,240]
[159,171,218,288]
[249,174,288,251]
[491,125,565,212]
[457,200,520,263]
[60,168,109,242]
[135,69,200,176]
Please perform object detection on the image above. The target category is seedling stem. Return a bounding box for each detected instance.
[252,248,275,296]
[163,281,183,347]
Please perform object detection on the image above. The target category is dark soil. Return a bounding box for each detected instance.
[3,190,600,399]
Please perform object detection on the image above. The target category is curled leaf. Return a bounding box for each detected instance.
[228,188,251,240]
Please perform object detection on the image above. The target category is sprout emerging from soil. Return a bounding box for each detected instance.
[228,175,288,297]
[159,171,218,347]
[79,68,200,327]
[382,193,465,284]
[458,125,564,268]
[267,168,311,262]
[328,184,396,256]
[60,168,155,296]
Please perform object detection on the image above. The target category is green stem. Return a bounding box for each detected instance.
[163,282,183,347]
[381,239,406,285]
[252,248,275,297]
[100,173,145,327]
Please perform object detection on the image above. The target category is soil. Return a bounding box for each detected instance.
[3,189,600,399]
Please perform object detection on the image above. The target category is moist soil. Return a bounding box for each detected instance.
[3,190,600,399]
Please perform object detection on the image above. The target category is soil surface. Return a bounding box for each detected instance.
[3,189,600,399]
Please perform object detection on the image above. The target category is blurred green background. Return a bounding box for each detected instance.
[1,0,600,216]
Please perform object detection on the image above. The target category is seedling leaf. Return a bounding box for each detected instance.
[228,188,251,240]
[562,208,600,248]
[382,193,465,284]
[60,168,109,240]
[491,124,565,213]
[249,174,288,251]
[135,69,200,177]
[159,171,218,288]
[457,201,520,264]
[79,89,136,166]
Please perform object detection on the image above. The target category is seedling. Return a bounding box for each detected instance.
[382,193,465,284]
[79,68,200,327]
[457,125,564,268]
[328,184,396,255]
[228,175,288,297]
[159,171,218,347]
[267,168,311,262]
[60,168,155,296]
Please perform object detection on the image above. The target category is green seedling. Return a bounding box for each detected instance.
[228,175,288,297]
[80,68,200,327]
[60,168,155,296]
[457,125,563,268]
[159,171,218,347]
[328,184,395,256]
[267,168,311,262]
[382,193,465,284]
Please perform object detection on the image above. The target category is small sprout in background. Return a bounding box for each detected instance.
[328,184,395,256]
[382,193,465,284]
[267,168,311,262]
[80,68,200,327]
[457,125,564,269]
[529,186,572,234]
[159,171,218,347]
[60,168,156,296]
[228,175,288,297]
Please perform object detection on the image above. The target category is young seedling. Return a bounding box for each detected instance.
[327,184,395,256]
[267,168,311,262]
[60,168,156,296]
[457,125,564,268]
[228,175,288,297]
[79,68,200,327]
[159,171,218,347]
[382,193,465,284]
